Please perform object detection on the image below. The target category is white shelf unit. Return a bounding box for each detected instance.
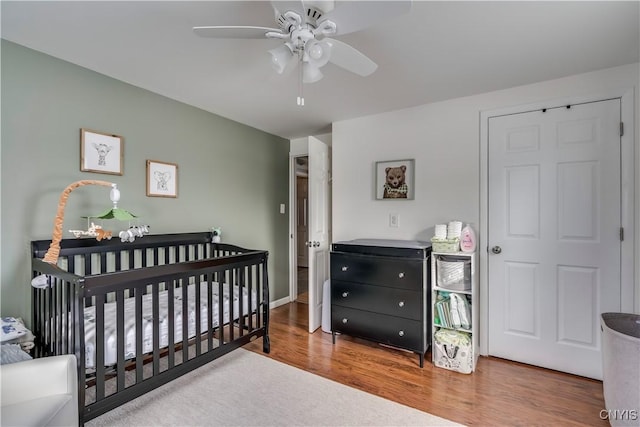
[431,251,479,373]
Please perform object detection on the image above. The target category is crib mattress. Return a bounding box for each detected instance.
[83,282,256,368]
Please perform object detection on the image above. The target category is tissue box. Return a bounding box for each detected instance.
[433,329,473,374]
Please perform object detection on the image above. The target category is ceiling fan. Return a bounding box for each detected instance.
[193,1,412,105]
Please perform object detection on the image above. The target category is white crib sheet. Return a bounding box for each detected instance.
[83,282,257,368]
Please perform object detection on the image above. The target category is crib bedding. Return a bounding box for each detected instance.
[83,282,257,368]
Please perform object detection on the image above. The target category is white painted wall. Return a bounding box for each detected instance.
[332,62,639,311]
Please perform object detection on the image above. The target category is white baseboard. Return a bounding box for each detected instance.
[270,296,291,310]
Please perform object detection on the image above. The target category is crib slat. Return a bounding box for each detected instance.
[207,274,214,351]
[181,278,189,362]
[257,264,263,327]
[116,289,126,392]
[135,288,143,383]
[55,279,63,354]
[84,255,91,276]
[63,281,70,354]
[218,274,225,345]
[248,265,254,331]
[195,274,202,357]
[152,283,160,375]
[141,248,147,268]
[115,250,122,272]
[95,294,106,401]
[229,269,235,342]
[238,267,245,337]
[100,253,107,273]
[167,282,175,369]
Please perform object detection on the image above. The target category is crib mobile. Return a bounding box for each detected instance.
[64,180,150,244]
[42,180,149,266]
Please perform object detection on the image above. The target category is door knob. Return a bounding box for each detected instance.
[492,246,502,254]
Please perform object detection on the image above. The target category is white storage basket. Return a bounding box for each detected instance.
[436,257,471,291]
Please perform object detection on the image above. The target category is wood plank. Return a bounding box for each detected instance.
[245,302,608,426]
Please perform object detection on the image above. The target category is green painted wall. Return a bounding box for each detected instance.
[1,40,290,323]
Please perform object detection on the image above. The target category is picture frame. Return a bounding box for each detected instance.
[375,159,415,200]
[146,160,178,198]
[80,128,124,175]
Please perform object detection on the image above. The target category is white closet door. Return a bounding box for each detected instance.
[487,99,621,379]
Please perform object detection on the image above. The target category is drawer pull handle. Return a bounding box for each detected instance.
[342,292,349,298]
[341,266,349,272]
[398,301,405,308]
[398,272,405,278]
[342,318,348,324]
[398,330,405,337]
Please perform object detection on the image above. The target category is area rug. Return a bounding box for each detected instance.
[86,348,460,426]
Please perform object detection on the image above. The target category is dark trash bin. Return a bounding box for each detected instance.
[601,313,640,426]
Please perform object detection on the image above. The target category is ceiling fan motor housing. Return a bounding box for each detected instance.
[276,4,325,32]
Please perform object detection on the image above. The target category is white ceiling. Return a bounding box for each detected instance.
[2,1,638,140]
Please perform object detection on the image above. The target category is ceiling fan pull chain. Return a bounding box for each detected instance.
[297,51,305,106]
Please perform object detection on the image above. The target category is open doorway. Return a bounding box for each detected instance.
[295,156,309,304]
[289,135,331,333]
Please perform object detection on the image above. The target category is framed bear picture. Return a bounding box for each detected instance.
[375,159,415,200]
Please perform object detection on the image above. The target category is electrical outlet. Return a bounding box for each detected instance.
[280,203,286,214]
[389,213,399,228]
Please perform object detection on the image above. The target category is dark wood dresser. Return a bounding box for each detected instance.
[330,239,432,367]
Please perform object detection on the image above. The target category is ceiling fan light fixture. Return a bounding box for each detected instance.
[268,44,293,74]
[302,62,323,83]
[306,39,331,68]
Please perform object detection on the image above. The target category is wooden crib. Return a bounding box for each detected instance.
[31,232,270,424]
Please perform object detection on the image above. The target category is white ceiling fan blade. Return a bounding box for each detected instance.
[193,26,282,39]
[324,38,377,76]
[317,0,412,36]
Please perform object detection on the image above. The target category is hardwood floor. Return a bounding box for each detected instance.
[245,302,608,426]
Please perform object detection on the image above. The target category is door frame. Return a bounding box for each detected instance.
[289,154,304,303]
[479,89,636,356]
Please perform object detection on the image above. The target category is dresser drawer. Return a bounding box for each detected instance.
[332,281,422,321]
[332,306,423,351]
[331,252,424,290]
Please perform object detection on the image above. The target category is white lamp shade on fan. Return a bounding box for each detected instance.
[302,63,323,83]
[306,39,331,68]
[268,44,293,74]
